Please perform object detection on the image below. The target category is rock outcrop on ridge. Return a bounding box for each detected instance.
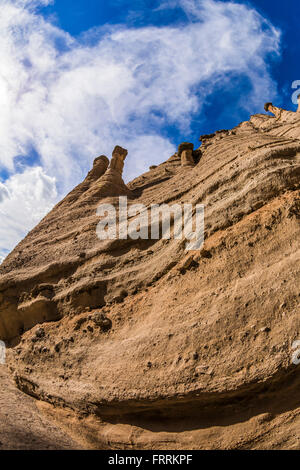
[0,103,300,449]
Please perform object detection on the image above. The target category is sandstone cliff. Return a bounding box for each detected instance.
[0,103,300,449]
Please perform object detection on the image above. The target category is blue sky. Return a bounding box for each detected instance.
[38,0,300,124]
[0,0,298,261]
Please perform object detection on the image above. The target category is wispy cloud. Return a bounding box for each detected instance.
[0,167,57,257]
[0,0,280,260]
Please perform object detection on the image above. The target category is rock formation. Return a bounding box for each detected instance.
[0,102,300,449]
[97,145,131,197]
[178,142,195,167]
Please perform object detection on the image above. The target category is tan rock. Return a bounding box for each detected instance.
[1,102,300,449]
[178,142,195,167]
[97,145,131,197]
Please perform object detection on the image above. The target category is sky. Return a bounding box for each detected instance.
[0,0,299,262]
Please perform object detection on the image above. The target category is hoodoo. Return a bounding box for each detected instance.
[97,145,131,197]
[178,142,195,167]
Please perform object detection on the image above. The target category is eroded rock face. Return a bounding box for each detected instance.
[1,105,300,449]
[0,365,82,450]
[97,145,131,197]
[178,142,195,167]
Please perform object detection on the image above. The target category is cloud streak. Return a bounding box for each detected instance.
[0,167,57,256]
[0,0,280,260]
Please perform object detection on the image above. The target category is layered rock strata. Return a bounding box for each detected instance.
[0,103,300,449]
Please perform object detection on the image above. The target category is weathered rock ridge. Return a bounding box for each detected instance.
[0,104,300,449]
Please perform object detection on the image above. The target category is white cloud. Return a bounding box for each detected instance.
[0,0,280,260]
[0,167,57,259]
[124,135,176,181]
